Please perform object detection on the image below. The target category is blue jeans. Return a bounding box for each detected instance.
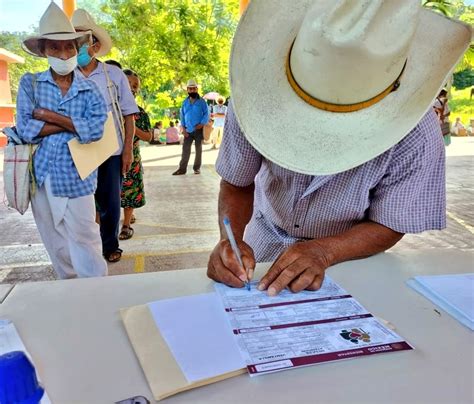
[95,155,122,256]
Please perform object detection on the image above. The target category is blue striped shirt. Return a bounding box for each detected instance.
[16,69,107,198]
[180,96,209,133]
[216,103,446,262]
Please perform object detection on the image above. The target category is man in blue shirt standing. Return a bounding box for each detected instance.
[173,79,209,175]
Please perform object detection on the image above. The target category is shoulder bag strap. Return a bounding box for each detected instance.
[102,63,125,139]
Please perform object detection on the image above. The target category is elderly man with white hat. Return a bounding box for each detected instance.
[208,0,472,296]
[72,9,139,263]
[16,2,108,279]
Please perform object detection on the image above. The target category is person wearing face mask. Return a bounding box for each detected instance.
[172,79,210,175]
[16,3,108,279]
[72,9,139,263]
[118,69,153,240]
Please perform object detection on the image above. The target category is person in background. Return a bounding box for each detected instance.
[104,59,122,69]
[73,9,139,263]
[172,79,209,175]
[467,118,474,136]
[151,121,163,144]
[175,119,181,133]
[119,69,151,239]
[166,120,182,145]
[17,2,108,279]
[433,89,451,146]
[451,117,466,136]
[210,96,227,149]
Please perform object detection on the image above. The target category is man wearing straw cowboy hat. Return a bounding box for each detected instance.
[72,9,139,263]
[208,0,471,296]
[16,2,108,279]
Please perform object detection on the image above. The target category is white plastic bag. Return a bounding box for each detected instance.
[3,131,36,215]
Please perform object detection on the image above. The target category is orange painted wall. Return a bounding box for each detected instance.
[0,108,14,129]
[240,0,250,15]
[0,60,13,104]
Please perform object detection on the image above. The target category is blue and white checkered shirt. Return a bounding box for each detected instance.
[16,69,107,198]
[216,102,446,262]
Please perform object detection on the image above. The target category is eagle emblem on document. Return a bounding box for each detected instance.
[339,328,371,344]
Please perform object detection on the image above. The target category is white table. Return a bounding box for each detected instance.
[0,284,13,303]
[1,250,473,404]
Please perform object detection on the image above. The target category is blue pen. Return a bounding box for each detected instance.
[223,217,250,291]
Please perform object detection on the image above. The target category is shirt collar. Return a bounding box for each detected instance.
[38,68,91,100]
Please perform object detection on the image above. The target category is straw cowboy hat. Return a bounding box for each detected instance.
[186,79,199,88]
[23,2,90,57]
[230,0,472,175]
[72,9,112,57]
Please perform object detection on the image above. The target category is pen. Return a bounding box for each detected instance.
[223,216,250,291]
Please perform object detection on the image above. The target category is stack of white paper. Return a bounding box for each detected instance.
[407,273,474,330]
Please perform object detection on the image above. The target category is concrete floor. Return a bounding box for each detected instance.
[0,138,473,284]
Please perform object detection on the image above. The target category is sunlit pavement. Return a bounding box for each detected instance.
[0,138,473,285]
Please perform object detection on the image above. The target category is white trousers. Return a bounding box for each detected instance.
[31,176,107,279]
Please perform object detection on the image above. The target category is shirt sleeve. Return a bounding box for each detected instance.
[70,81,108,144]
[116,68,139,116]
[215,101,262,187]
[200,99,210,125]
[180,103,186,129]
[15,73,45,144]
[368,109,446,233]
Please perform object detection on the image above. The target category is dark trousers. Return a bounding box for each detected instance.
[95,155,122,255]
[178,129,203,172]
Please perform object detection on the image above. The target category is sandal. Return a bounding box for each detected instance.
[130,214,136,224]
[104,248,123,263]
[119,225,134,240]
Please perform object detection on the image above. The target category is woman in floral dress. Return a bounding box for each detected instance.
[119,69,152,240]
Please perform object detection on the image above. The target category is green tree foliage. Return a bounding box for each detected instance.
[422,0,474,72]
[100,0,239,111]
[0,32,48,101]
[453,68,474,90]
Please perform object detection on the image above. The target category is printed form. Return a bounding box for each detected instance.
[214,276,412,376]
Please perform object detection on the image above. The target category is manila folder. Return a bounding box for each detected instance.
[120,304,246,401]
[68,111,119,180]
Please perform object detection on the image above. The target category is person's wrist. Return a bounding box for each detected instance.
[308,238,336,268]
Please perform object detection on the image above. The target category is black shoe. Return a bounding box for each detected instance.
[172,169,186,175]
[194,169,201,175]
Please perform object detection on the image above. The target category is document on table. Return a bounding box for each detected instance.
[0,319,52,403]
[407,273,474,330]
[214,276,413,376]
[147,293,245,383]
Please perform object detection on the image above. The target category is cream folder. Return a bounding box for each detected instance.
[120,304,246,401]
[68,111,119,180]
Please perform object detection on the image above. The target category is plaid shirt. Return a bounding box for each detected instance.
[216,103,446,262]
[16,69,107,198]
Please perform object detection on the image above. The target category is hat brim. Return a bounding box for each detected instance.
[23,32,90,58]
[74,24,112,57]
[230,1,472,175]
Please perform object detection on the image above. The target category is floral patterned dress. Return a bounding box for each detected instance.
[121,106,150,208]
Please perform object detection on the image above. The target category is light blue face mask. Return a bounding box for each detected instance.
[77,44,92,67]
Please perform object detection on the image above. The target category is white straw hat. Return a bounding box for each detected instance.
[23,2,90,58]
[186,79,199,88]
[72,9,112,57]
[230,0,472,175]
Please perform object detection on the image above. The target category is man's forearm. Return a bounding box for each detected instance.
[35,109,76,133]
[39,124,64,137]
[314,221,404,267]
[218,180,254,240]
